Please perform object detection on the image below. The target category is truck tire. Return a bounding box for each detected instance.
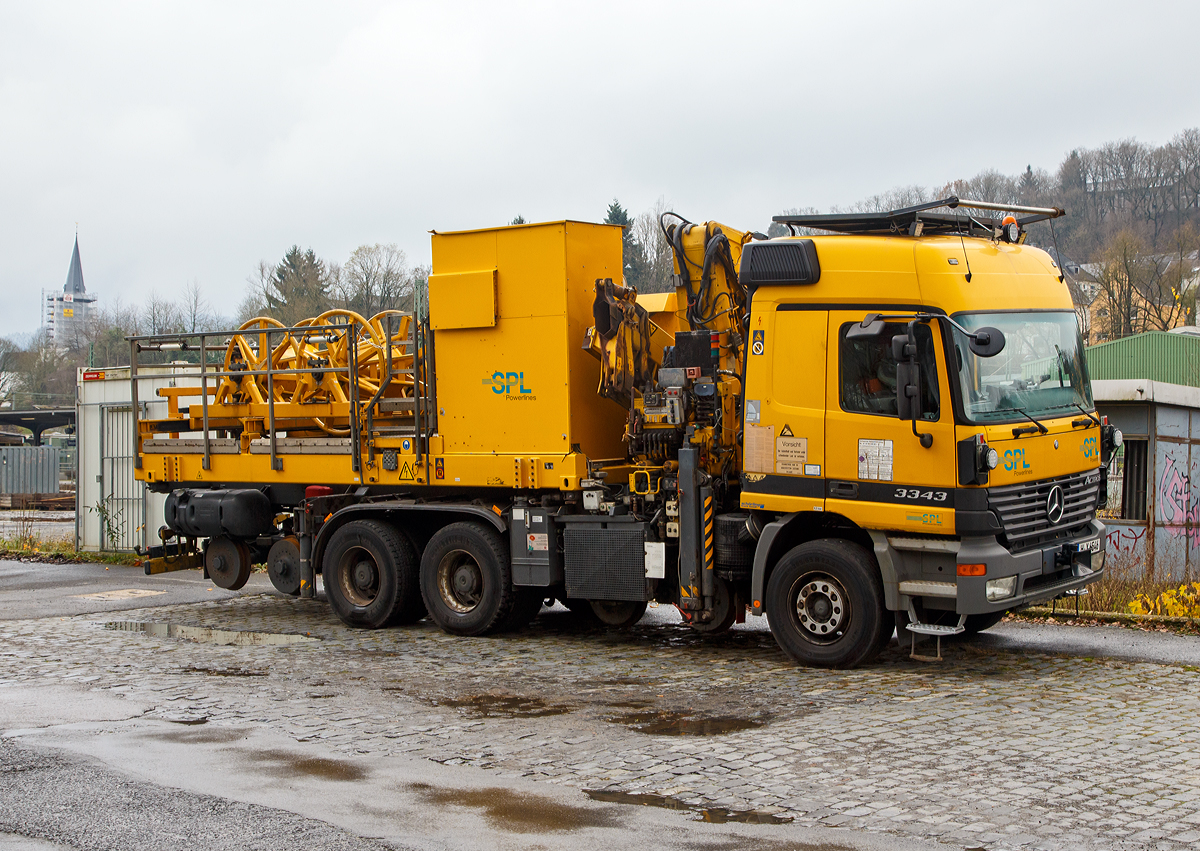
[589,600,647,628]
[324,520,423,629]
[686,577,738,635]
[765,539,887,668]
[496,588,546,633]
[420,521,515,636]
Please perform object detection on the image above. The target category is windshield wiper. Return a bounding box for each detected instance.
[1071,403,1099,428]
[1010,407,1049,438]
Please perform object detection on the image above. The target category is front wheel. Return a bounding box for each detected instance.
[765,539,887,668]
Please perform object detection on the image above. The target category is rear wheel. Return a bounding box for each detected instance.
[685,577,739,635]
[765,539,887,668]
[420,522,515,636]
[324,520,423,628]
[496,587,546,632]
[589,600,647,628]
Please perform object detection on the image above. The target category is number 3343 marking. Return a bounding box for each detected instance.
[894,488,948,502]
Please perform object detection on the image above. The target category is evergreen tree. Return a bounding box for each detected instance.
[604,199,646,289]
[261,246,333,324]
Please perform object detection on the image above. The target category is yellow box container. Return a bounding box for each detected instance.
[429,221,629,460]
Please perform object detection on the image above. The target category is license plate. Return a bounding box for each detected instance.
[1079,539,1101,554]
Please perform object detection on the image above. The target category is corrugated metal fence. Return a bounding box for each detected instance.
[0,446,61,494]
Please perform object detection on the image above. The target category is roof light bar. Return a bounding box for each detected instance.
[951,198,1063,218]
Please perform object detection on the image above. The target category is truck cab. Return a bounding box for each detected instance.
[731,217,1108,664]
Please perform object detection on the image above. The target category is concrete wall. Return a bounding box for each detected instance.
[1096,393,1200,582]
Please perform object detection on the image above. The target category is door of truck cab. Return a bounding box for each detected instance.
[823,311,957,534]
[739,305,827,514]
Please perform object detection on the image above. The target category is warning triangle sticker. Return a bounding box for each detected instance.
[780,424,794,437]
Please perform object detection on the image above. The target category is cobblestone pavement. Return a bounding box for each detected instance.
[2,594,1200,850]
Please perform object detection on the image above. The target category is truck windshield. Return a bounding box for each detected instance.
[950,311,1094,425]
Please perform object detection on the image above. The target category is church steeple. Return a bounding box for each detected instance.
[64,234,86,296]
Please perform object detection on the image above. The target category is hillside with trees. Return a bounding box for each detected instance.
[4,126,1198,416]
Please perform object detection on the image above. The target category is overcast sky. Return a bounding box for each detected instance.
[2,1,1197,338]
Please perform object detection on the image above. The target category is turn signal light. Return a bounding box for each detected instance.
[957,563,986,576]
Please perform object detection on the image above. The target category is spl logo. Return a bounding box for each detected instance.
[483,370,534,400]
[1080,436,1097,459]
[1003,447,1032,474]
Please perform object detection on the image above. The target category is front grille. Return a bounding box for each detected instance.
[987,470,1099,553]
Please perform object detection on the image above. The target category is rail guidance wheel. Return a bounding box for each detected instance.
[206,536,251,591]
[420,521,515,636]
[267,536,302,596]
[765,539,887,668]
[323,520,423,629]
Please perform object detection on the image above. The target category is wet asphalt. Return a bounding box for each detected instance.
[2,559,1199,850]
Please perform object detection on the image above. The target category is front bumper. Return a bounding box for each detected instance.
[954,519,1106,613]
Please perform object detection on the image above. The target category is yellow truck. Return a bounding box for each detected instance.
[130,196,1118,667]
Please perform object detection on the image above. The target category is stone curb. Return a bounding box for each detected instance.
[1018,605,1199,627]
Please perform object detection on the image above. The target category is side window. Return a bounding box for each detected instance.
[839,322,940,420]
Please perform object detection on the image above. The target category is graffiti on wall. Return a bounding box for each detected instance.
[1106,525,1146,553]
[1158,450,1200,546]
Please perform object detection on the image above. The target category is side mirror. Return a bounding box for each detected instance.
[896,361,922,422]
[891,333,916,361]
[846,314,885,339]
[968,326,1006,357]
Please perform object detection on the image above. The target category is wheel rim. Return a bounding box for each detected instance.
[437,548,483,613]
[790,571,850,645]
[337,546,380,607]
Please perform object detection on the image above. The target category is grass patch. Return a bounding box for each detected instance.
[0,521,141,566]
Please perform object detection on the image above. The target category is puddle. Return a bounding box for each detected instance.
[105,621,318,647]
[150,726,247,745]
[609,710,768,736]
[180,665,267,677]
[411,783,617,832]
[436,693,572,718]
[242,748,367,782]
[585,789,792,825]
[161,712,208,725]
[604,699,653,710]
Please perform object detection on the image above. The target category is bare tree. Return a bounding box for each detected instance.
[181,279,210,333]
[1091,230,1191,339]
[632,198,676,293]
[142,291,182,336]
[334,243,414,316]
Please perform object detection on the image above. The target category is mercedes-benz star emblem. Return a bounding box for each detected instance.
[1046,485,1065,524]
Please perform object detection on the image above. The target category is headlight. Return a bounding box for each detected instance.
[984,447,999,470]
[1113,428,1123,448]
[986,576,1018,601]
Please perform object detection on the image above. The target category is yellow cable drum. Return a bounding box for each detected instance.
[214,310,417,436]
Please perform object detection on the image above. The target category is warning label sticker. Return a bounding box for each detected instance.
[776,432,808,475]
[744,424,774,473]
[857,439,893,481]
[527,533,548,552]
